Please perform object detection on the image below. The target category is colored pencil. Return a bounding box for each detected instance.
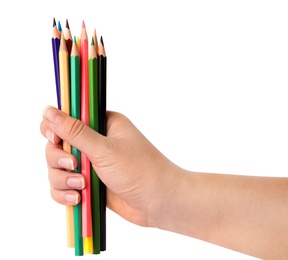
[93,28,99,56]
[89,37,101,254]
[59,33,74,248]
[70,36,83,256]
[80,20,93,253]
[58,20,62,37]
[51,18,108,254]
[64,19,73,55]
[52,17,61,109]
[98,35,107,251]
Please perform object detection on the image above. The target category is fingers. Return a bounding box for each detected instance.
[41,106,113,162]
[45,141,78,171]
[48,164,85,205]
[46,139,86,206]
[50,186,81,205]
[48,166,85,190]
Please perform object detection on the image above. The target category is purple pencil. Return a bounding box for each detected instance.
[52,17,61,109]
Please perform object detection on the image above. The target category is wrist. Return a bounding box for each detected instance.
[147,165,189,230]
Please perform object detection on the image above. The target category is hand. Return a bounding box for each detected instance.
[40,106,180,227]
[40,106,288,259]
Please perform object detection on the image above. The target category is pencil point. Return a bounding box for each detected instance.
[66,19,70,29]
[91,37,94,45]
[53,17,56,27]
[82,20,86,28]
[74,36,77,42]
[100,36,104,46]
[58,20,62,32]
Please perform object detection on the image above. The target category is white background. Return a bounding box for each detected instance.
[0,0,287,259]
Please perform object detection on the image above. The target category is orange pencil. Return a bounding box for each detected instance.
[80,20,93,253]
[93,28,99,56]
[59,33,74,248]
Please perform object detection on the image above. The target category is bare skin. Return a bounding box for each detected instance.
[40,105,288,260]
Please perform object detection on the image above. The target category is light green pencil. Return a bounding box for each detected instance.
[70,36,83,256]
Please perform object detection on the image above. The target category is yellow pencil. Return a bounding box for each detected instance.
[59,33,74,248]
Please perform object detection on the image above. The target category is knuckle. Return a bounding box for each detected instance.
[67,118,85,141]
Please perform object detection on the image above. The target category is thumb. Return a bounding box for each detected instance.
[42,105,111,161]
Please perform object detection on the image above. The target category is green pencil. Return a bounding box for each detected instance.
[70,36,83,256]
[89,36,101,254]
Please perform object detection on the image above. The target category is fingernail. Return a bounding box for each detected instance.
[43,105,61,124]
[45,130,55,144]
[64,193,78,204]
[67,177,85,189]
[58,158,74,170]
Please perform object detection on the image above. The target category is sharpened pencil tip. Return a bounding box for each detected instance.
[100,36,104,46]
[82,20,86,28]
[53,17,56,27]
[66,19,70,29]
[91,37,94,45]
[58,20,62,32]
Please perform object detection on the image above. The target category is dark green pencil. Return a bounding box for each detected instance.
[89,36,101,254]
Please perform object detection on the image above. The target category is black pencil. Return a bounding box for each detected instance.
[98,35,107,251]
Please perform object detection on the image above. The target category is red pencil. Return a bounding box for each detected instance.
[79,20,92,243]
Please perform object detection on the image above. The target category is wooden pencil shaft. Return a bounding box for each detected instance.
[98,51,107,251]
[89,42,101,253]
[70,41,83,255]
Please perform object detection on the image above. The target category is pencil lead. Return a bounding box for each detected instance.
[53,17,56,27]
[100,36,104,46]
[66,19,70,29]
[58,20,62,32]
[91,37,94,45]
[73,36,77,43]
[82,20,86,28]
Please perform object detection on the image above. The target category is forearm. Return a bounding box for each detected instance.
[154,170,288,260]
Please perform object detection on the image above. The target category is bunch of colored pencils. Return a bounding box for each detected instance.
[51,17,107,256]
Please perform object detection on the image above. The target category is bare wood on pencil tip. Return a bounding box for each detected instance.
[89,37,97,60]
[80,20,88,40]
[93,28,99,56]
[52,18,60,39]
[71,38,80,57]
[98,36,106,57]
[60,33,68,52]
[64,19,73,55]
[64,19,72,40]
